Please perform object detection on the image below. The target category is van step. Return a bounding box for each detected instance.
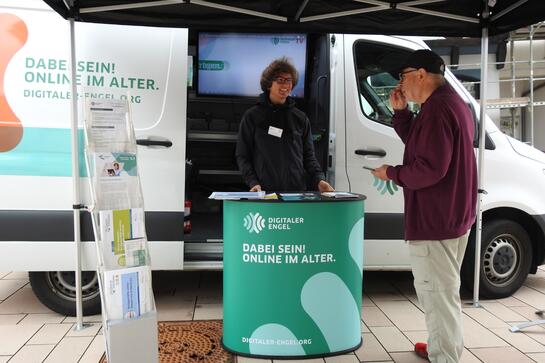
[184,242,223,261]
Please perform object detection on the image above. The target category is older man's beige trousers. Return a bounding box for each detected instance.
[408,230,470,363]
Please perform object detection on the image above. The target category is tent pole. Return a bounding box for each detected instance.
[68,16,84,330]
[473,21,489,308]
[529,24,534,146]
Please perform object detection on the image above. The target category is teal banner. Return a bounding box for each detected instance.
[223,199,364,358]
[0,127,86,176]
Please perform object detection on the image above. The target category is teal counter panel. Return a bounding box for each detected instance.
[223,198,364,358]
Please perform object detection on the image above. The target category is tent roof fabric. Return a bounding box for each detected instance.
[43,0,544,37]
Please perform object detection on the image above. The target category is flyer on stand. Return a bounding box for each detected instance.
[94,152,141,210]
[124,238,147,267]
[85,98,132,151]
[99,208,146,268]
[103,266,152,320]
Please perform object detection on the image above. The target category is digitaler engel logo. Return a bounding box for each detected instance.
[243,212,265,234]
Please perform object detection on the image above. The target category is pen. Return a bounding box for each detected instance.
[362,166,375,171]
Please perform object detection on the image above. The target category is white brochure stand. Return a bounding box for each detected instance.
[83,97,158,363]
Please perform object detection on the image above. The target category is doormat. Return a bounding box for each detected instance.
[99,320,233,363]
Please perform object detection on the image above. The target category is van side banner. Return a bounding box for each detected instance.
[0,9,182,175]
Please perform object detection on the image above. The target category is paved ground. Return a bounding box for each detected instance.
[3,268,545,362]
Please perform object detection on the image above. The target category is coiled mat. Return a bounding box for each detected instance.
[99,320,233,363]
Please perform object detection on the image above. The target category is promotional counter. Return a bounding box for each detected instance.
[222,194,365,358]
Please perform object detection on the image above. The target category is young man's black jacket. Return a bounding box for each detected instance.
[235,92,325,192]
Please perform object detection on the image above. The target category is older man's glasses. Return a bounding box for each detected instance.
[274,77,294,85]
[398,69,418,80]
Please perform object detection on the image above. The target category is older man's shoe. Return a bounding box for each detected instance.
[414,342,429,360]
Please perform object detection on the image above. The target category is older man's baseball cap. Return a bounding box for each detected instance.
[398,49,445,77]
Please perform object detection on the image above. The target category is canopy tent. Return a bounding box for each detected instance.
[43,0,542,37]
[40,0,545,328]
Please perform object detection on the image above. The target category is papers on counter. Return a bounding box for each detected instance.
[321,192,359,199]
[209,191,266,200]
[279,193,320,201]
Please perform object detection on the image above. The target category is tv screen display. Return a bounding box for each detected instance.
[198,33,307,98]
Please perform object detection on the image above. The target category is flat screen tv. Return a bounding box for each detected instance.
[198,32,307,98]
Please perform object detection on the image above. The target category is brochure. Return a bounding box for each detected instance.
[321,192,359,199]
[95,152,138,178]
[94,152,142,210]
[99,208,146,268]
[85,98,133,152]
[264,193,278,200]
[124,238,147,267]
[209,191,266,200]
[103,266,152,320]
[279,192,320,201]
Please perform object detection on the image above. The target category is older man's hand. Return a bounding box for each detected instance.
[371,165,392,181]
[389,85,407,111]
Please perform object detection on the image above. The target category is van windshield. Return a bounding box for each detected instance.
[354,41,419,125]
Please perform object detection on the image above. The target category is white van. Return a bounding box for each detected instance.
[1,1,544,315]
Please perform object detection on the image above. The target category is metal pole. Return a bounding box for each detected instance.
[529,24,534,146]
[473,17,489,308]
[510,34,516,138]
[69,17,84,330]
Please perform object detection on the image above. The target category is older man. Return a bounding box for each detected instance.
[372,50,477,363]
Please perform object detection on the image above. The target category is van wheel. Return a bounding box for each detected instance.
[29,271,101,316]
[461,219,532,299]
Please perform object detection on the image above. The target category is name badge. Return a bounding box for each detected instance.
[268,126,283,138]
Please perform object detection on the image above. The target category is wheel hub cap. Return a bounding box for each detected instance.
[483,236,518,285]
[47,271,100,302]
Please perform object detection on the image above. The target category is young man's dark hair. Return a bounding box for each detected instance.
[260,57,299,92]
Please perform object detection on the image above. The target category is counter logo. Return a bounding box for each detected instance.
[244,212,265,234]
[373,176,399,196]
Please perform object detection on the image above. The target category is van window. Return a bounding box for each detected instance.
[353,41,419,125]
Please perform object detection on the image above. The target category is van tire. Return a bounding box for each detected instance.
[461,219,532,299]
[29,271,101,316]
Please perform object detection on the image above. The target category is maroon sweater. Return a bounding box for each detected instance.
[386,84,477,240]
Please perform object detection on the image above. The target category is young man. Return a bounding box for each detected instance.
[372,50,478,363]
[236,57,333,193]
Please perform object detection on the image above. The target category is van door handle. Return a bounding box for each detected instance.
[355,149,386,157]
[136,138,173,148]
